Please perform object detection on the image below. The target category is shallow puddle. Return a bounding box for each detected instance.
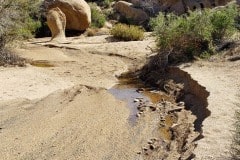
[109,87,146,124]
[30,60,55,67]
[108,73,172,125]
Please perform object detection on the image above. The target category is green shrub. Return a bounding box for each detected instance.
[150,11,212,60]
[0,0,41,66]
[110,23,144,41]
[89,3,106,28]
[150,4,239,62]
[210,5,239,42]
[0,0,41,42]
[102,0,113,8]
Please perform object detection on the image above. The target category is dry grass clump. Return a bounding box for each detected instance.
[0,49,25,67]
[110,23,144,41]
[150,4,239,62]
[85,28,99,37]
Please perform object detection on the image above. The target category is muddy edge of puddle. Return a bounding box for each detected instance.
[109,67,210,159]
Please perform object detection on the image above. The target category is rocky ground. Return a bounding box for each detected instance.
[0,34,239,159]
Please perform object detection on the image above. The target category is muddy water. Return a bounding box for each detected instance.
[30,60,55,67]
[108,73,173,125]
[108,68,210,159]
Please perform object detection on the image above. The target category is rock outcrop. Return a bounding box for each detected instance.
[128,0,233,15]
[114,1,149,25]
[47,7,66,42]
[45,0,91,31]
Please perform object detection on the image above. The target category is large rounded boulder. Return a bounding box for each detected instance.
[114,1,149,25]
[45,0,91,31]
[47,7,66,42]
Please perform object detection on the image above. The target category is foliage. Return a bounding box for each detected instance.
[0,0,41,42]
[110,23,144,41]
[89,3,106,28]
[210,5,239,42]
[0,0,41,66]
[86,0,114,8]
[102,0,113,8]
[150,4,239,61]
[231,108,240,160]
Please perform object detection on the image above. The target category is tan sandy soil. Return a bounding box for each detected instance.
[181,60,240,160]
[0,35,156,160]
[0,34,239,159]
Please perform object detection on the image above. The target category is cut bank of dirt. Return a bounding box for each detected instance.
[181,60,240,159]
[0,34,239,159]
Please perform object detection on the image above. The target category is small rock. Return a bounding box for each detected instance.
[149,144,155,150]
[139,111,143,115]
[143,147,148,151]
[134,99,140,103]
[147,140,153,144]
[177,101,185,106]
[104,21,112,29]
[136,113,141,117]
[149,106,156,111]
[160,119,165,122]
[137,151,141,154]
[159,123,165,127]
[137,106,142,109]
[150,90,159,93]
[137,107,145,112]
[150,138,157,142]
[136,88,144,93]
[170,123,179,129]
[148,102,153,105]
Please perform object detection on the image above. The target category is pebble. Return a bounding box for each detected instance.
[159,123,165,127]
[170,123,179,129]
[177,101,185,106]
[149,106,156,111]
[150,90,159,93]
[138,107,145,112]
[134,99,140,103]
[151,138,157,141]
[136,88,144,93]
[143,147,148,151]
[147,140,153,144]
[149,144,155,150]
[136,113,141,117]
[160,119,165,122]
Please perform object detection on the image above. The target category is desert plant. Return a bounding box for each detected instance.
[102,0,113,8]
[150,4,239,62]
[89,3,106,28]
[0,0,41,66]
[0,49,26,67]
[150,11,212,60]
[110,23,144,41]
[210,5,239,43]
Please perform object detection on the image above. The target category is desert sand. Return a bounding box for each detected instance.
[0,34,239,159]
